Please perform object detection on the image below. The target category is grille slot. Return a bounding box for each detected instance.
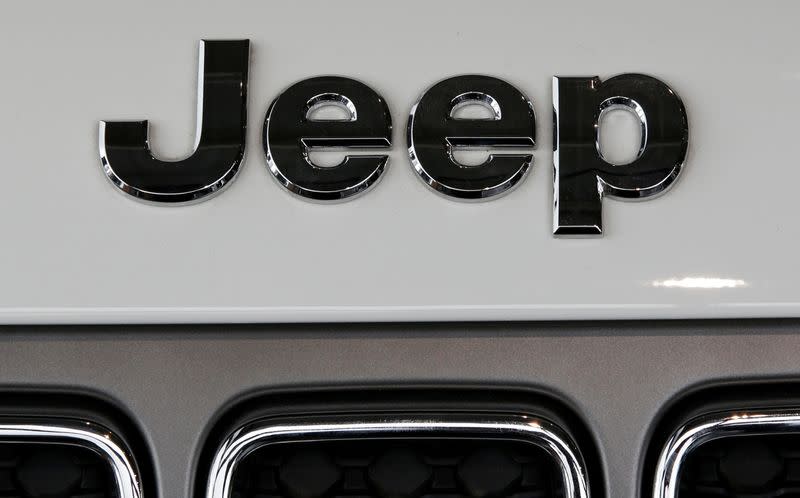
[207,415,589,498]
[0,444,117,498]
[232,439,563,498]
[653,410,800,498]
[678,435,800,498]
[0,420,143,498]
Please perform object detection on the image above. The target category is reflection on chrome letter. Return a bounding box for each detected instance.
[264,77,392,202]
[407,75,536,200]
[553,74,688,236]
[100,40,249,204]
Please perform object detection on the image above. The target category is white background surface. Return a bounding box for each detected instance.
[0,1,797,323]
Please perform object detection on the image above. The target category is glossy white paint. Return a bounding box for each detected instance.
[0,0,797,324]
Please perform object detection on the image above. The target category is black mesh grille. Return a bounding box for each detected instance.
[0,444,117,498]
[679,435,800,498]
[231,439,564,498]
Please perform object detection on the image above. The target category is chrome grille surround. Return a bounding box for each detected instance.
[0,418,143,498]
[205,414,590,498]
[653,409,800,498]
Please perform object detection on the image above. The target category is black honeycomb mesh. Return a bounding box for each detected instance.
[0,444,117,498]
[231,438,564,498]
[679,435,800,498]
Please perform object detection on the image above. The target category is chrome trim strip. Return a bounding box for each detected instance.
[0,419,143,498]
[206,414,590,498]
[653,409,800,498]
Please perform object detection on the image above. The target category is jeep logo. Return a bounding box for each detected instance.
[99,40,688,236]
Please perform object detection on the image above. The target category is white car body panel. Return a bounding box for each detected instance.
[1,0,796,324]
